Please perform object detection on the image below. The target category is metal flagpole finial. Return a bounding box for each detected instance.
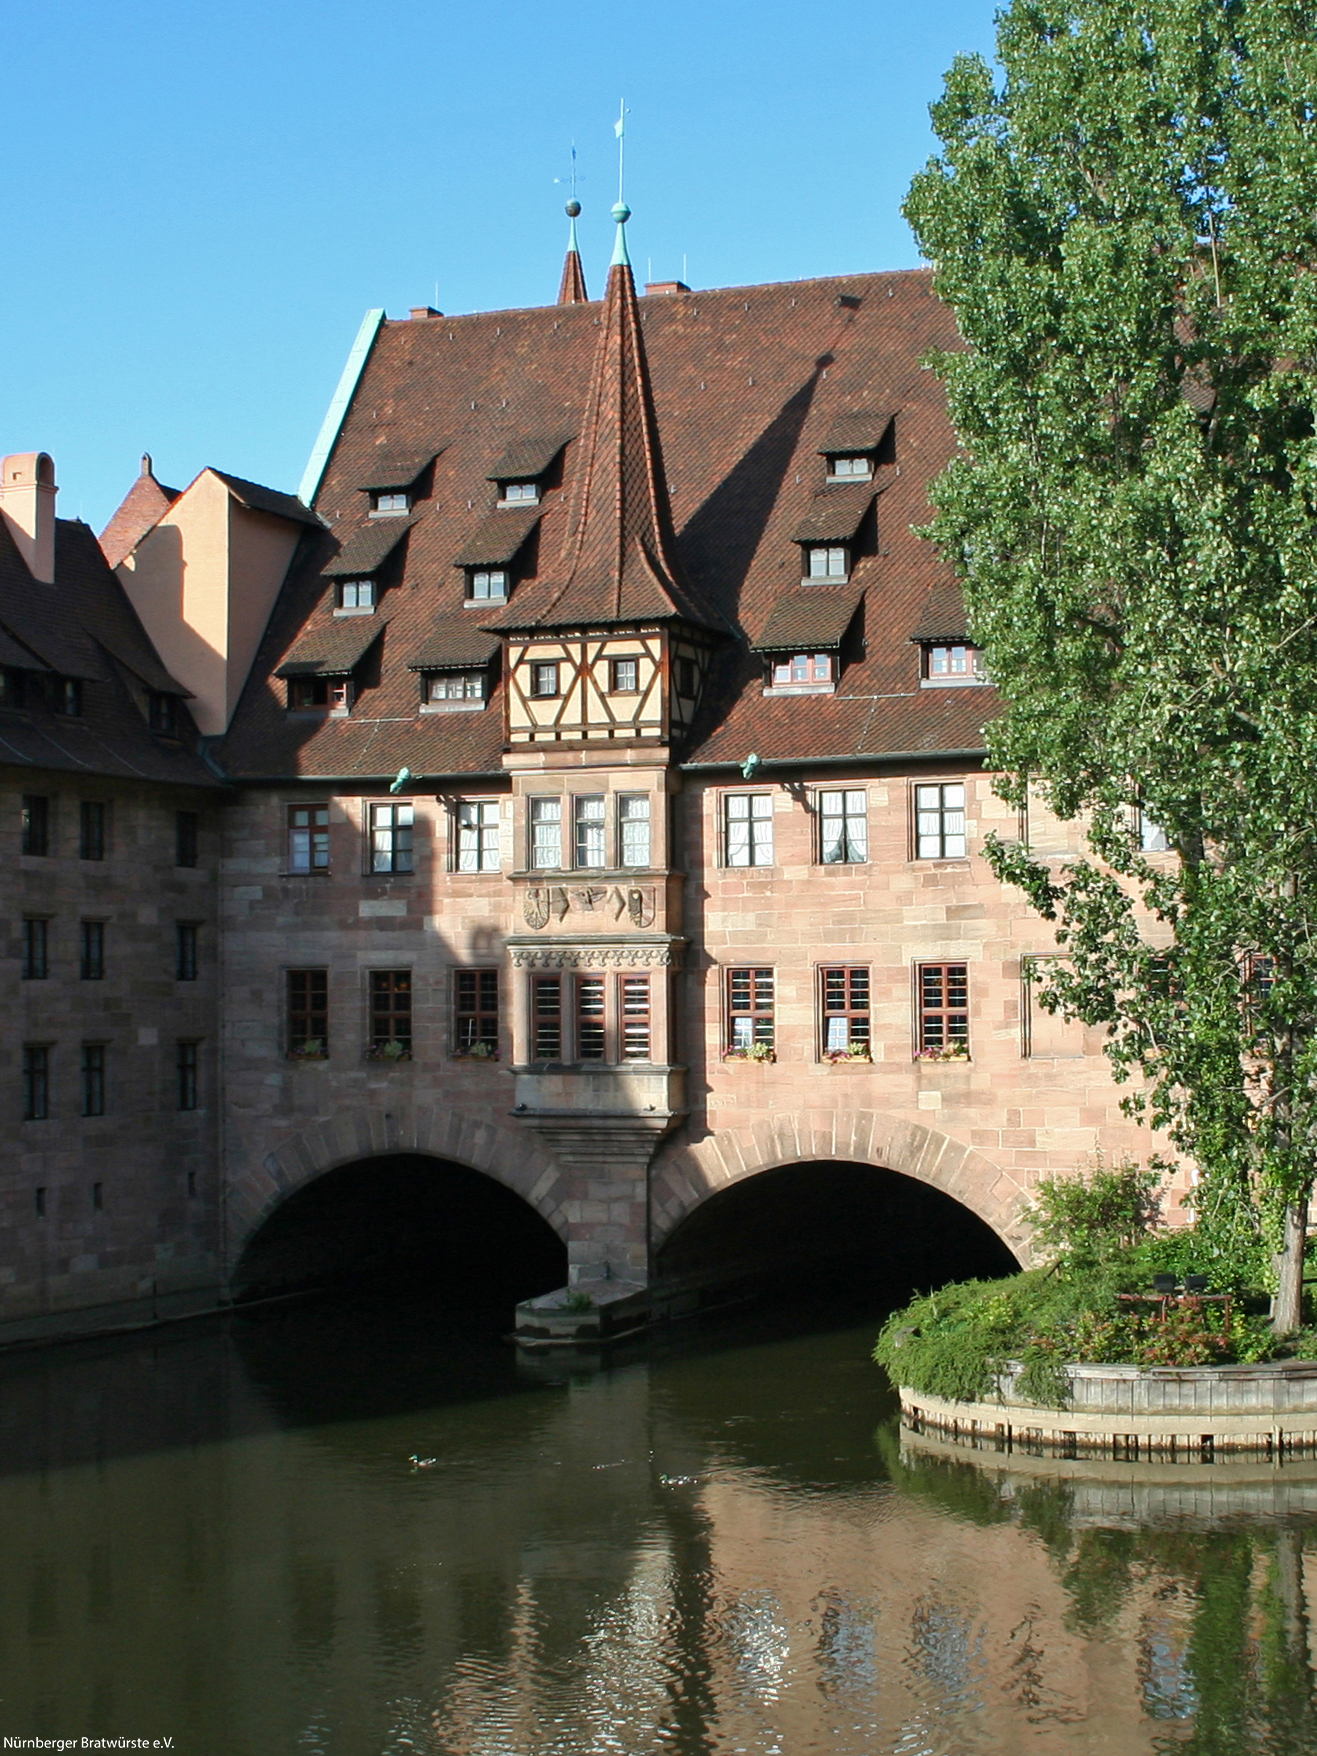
[614,100,627,203]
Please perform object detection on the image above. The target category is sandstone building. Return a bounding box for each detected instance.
[0,207,1176,1343]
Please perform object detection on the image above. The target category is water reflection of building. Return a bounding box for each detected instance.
[16,1318,1310,1750]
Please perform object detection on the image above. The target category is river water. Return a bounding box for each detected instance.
[4,1288,1317,1755]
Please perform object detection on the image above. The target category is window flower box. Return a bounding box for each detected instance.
[287,1040,328,1062]
[916,1043,970,1063]
[453,1042,500,1062]
[367,1040,412,1063]
[824,1043,872,1064]
[723,1043,776,1063]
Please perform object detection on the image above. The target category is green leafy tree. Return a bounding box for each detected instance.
[906,0,1317,1329]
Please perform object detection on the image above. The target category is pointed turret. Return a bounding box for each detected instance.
[531,201,720,631]
[557,199,589,305]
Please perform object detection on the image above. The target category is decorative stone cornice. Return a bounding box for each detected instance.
[509,940,684,969]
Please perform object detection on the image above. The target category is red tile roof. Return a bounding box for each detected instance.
[97,456,179,571]
[321,514,417,577]
[219,264,988,779]
[452,505,542,569]
[751,585,864,653]
[558,248,589,307]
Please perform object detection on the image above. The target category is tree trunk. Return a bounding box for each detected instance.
[1273,1195,1309,1335]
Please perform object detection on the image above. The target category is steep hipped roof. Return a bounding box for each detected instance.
[558,207,589,306]
[0,516,219,786]
[500,210,723,634]
[99,455,180,570]
[219,262,991,779]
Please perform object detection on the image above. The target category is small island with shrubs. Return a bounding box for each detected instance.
[876,1161,1316,1412]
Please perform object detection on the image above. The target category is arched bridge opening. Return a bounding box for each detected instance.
[231,1152,567,1310]
[654,1159,1018,1309]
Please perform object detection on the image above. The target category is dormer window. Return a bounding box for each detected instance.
[466,568,509,603]
[337,579,375,612]
[148,692,177,735]
[370,491,410,516]
[922,644,987,687]
[771,652,833,689]
[289,677,352,712]
[54,677,82,716]
[426,672,486,703]
[500,482,540,506]
[827,454,873,482]
[807,545,848,581]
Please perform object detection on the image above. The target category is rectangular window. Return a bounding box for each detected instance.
[454,970,499,1055]
[807,545,848,580]
[574,795,606,868]
[372,491,410,514]
[914,782,967,859]
[369,970,412,1054]
[177,1040,200,1110]
[819,789,868,864]
[724,793,774,867]
[618,794,651,868]
[22,1047,49,1121]
[81,1044,106,1118]
[149,693,177,735]
[80,920,105,981]
[676,656,697,697]
[80,801,106,861]
[1139,809,1170,853]
[288,804,330,873]
[770,652,833,687]
[620,975,651,1061]
[56,678,83,716]
[575,976,606,1060]
[370,802,414,874]
[828,455,873,481]
[456,800,501,872]
[426,671,486,701]
[21,794,49,856]
[337,579,375,610]
[286,969,328,1056]
[176,921,199,981]
[175,810,198,868]
[501,481,539,504]
[918,963,970,1055]
[467,569,508,601]
[925,644,983,681]
[530,661,560,698]
[727,968,774,1053]
[289,677,351,711]
[532,975,562,1060]
[22,918,49,980]
[820,966,870,1055]
[530,797,563,869]
[92,1182,104,1212]
[1,668,27,710]
[1023,957,1083,1058]
[610,657,639,693]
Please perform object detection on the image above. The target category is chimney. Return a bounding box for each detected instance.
[409,306,442,320]
[643,281,690,296]
[1,452,57,583]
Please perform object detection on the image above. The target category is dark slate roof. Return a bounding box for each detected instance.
[322,514,417,577]
[211,471,324,528]
[485,434,570,481]
[452,506,542,568]
[220,265,996,778]
[0,625,49,670]
[0,517,220,787]
[355,452,439,491]
[790,484,877,544]
[817,410,894,454]
[274,617,386,677]
[93,631,191,696]
[405,619,501,671]
[752,585,863,653]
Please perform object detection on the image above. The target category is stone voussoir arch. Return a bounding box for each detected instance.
[650,1107,1034,1265]
[226,1102,571,1273]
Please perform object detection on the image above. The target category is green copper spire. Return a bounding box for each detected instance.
[611,200,631,269]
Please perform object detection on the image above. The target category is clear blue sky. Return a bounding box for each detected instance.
[0,0,998,531]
